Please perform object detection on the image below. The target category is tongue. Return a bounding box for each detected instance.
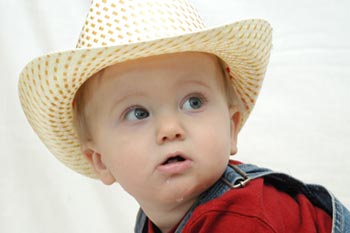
[167,158,180,164]
[166,156,184,164]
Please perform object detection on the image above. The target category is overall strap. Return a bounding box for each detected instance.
[231,164,350,233]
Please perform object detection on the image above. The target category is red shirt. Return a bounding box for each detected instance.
[148,177,332,233]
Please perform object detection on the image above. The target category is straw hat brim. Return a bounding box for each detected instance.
[18,19,272,179]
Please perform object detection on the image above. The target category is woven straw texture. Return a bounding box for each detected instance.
[18,0,272,178]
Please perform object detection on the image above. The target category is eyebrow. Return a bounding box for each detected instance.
[176,79,212,90]
[107,79,211,116]
[109,91,145,116]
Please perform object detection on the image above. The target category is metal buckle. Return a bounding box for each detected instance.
[221,164,251,189]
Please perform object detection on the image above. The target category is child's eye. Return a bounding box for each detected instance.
[182,95,205,110]
[124,107,150,121]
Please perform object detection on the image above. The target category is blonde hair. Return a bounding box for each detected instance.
[72,56,244,143]
[217,57,244,111]
[72,69,105,143]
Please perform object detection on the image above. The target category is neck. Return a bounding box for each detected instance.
[139,197,196,233]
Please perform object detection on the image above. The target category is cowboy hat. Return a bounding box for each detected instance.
[18,0,272,178]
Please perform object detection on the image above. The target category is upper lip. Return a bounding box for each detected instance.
[159,151,191,166]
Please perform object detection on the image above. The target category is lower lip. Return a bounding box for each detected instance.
[156,160,193,175]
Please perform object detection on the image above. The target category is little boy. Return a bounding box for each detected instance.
[18,0,349,232]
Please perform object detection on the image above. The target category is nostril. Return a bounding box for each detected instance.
[160,133,183,143]
[157,124,185,144]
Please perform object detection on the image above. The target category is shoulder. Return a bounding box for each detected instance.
[182,178,332,233]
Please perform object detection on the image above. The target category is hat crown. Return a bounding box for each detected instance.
[76,0,206,48]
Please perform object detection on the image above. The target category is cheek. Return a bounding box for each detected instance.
[202,126,231,157]
[102,137,157,199]
[102,136,144,169]
[98,130,153,180]
[201,113,232,149]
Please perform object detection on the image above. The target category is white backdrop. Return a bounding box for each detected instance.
[1,0,349,232]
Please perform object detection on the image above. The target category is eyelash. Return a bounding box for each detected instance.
[121,105,145,120]
[120,92,208,120]
[181,93,208,110]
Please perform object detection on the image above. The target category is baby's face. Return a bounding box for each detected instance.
[84,52,239,206]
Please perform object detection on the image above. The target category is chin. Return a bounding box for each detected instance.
[162,175,219,204]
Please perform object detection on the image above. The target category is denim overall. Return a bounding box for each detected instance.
[135,163,350,233]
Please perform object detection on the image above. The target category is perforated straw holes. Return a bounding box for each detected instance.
[76,0,205,49]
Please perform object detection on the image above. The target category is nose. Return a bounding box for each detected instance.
[156,114,186,145]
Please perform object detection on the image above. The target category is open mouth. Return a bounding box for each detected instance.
[162,155,186,165]
[157,152,192,174]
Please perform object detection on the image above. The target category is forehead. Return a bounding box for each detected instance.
[92,52,223,89]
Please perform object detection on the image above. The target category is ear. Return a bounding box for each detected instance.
[229,106,241,155]
[82,142,116,185]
